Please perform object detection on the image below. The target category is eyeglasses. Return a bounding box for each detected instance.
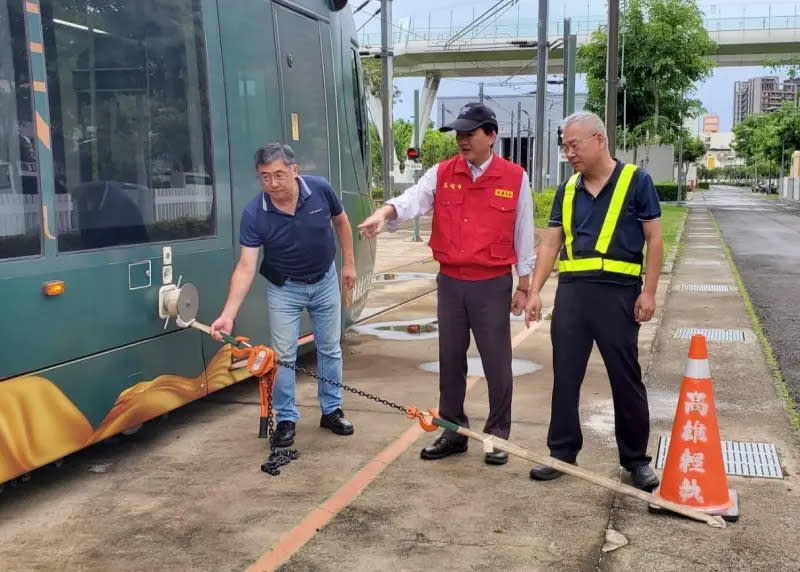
[561,132,600,155]
[258,170,291,183]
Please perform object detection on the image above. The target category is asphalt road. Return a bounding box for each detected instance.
[694,186,800,405]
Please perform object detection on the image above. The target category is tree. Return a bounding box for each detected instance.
[732,103,800,172]
[393,119,413,172]
[360,57,400,102]
[420,129,458,170]
[579,0,716,142]
[677,135,707,164]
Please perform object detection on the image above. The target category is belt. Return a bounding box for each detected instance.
[285,270,328,284]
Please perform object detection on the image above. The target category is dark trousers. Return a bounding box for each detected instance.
[548,280,652,469]
[437,272,513,444]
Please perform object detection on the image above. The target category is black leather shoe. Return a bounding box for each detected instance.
[630,464,659,491]
[529,461,576,481]
[485,451,509,465]
[420,436,468,460]
[320,408,354,435]
[273,420,296,448]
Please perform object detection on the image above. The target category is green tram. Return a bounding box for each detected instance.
[0,0,375,487]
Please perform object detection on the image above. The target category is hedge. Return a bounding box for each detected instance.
[697,182,710,190]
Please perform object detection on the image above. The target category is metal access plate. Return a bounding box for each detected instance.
[677,284,733,292]
[656,437,783,479]
[673,328,746,342]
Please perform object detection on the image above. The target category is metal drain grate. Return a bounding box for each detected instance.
[677,284,733,292]
[673,327,745,341]
[656,437,783,478]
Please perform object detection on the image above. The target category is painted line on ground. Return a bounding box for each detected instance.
[248,309,550,571]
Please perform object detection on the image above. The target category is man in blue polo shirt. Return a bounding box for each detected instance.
[211,143,356,447]
[524,111,663,491]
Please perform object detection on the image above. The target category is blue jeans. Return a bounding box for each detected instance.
[267,262,342,423]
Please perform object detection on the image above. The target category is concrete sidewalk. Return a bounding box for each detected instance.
[600,207,800,570]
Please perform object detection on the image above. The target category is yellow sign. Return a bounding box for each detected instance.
[494,188,513,199]
[291,113,300,141]
[706,156,716,169]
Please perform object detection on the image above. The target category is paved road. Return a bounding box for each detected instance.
[692,186,800,405]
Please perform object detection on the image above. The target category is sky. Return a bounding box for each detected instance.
[355,0,796,132]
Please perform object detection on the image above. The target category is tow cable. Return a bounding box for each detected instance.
[187,321,438,476]
[165,290,726,527]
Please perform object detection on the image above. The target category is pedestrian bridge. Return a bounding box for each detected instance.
[360,10,800,78]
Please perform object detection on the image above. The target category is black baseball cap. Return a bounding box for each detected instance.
[439,102,499,133]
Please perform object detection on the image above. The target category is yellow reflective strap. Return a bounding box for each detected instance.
[559,257,641,276]
[602,259,642,276]
[595,164,637,254]
[558,258,603,273]
[562,173,581,260]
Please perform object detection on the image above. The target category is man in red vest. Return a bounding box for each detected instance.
[359,102,534,465]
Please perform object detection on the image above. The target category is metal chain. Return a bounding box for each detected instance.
[260,376,299,476]
[277,359,408,414]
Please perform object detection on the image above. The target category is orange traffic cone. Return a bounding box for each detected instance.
[651,334,740,521]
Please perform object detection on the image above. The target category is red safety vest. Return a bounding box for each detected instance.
[428,154,524,280]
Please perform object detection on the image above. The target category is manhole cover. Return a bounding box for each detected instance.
[374,272,436,282]
[656,437,782,479]
[419,357,543,377]
[677,284,733,292]
[673,328,745,342]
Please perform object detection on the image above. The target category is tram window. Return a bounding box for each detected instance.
[40,0,216,252]
[0,0,42,260]
[350,48,368,168]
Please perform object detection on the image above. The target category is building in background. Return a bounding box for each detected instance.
[703,132,743,170]
[702,114,720,133]
[733,76,800,125]
[436,92,587,188]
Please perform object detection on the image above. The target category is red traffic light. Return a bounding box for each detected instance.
[406,147,419,160]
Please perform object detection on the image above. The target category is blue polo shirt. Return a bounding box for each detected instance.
[240,175,343,282]
[549,160,661,284]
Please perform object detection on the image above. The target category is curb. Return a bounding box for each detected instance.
[709,212,800,432]
[661,208,688,275]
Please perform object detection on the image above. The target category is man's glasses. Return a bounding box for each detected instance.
[561,132,600,155]
[258,171,291,183]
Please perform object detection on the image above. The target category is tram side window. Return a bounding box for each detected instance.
[350,48,368,170]
[0,0,42,260]
[41,0,216,252]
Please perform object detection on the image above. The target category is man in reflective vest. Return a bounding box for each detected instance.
[359,102,534,466]
[523,111,662,491]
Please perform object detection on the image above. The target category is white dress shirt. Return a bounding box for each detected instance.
[386,155,535,276]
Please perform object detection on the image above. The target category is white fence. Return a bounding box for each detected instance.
[0,186,214,237]
[782,178,800,202]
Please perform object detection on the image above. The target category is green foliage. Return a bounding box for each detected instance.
[393,119,413,173]
[360,57,400,102]
[696,181,710,190]
[732,103,800,171]
[369,122,383,186]
[533,188,556,228]
[420,129,459,170]
[579,0,715,142]
[678,136,707,164]
[653,181,681,201]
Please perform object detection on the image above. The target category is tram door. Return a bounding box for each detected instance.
[272,5,331,180]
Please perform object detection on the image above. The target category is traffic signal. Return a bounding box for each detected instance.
[406,147,419,160]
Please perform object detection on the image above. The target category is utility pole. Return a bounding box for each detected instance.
[547,117,552,186]
[621,0,627,151]
[605,0,620,155]
[534,0,548,192]
[479,82,484,103]
[510,110,515,162]
[560,17,571,184]
[527,116,533,182]
[381,0,394,201]
[517,101,522,165]
[677,135,684,206]
[413,89,422,241]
